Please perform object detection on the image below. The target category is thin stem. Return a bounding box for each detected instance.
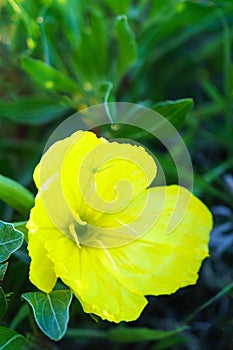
[183,281,233,326]
[104,81,114,124]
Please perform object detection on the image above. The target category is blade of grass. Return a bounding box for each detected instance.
[184,281,233,325]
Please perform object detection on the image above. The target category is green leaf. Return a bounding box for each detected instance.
[152,98,194,128]
[115,15,137,79]
[13,222,28,243]
[67,325,186,343]
[8,0,39,50]
[0,327,26,350]
[88,8,108,78]
[100,99,194,140]
[0,288,8,320]
[55,0,83,46]
[107,326,186,343]
[104,0,131,14]
[156,334,187,349]
[142,0,178,29]
[0,221,24,263]
[0,174,34,216]
[0,98,72,125]
[21,57,80,94]
[22,290,73,341]
[0,263,8,281]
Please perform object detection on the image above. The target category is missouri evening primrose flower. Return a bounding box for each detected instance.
[27,130,212,322]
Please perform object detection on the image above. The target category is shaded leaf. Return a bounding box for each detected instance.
[22,290,73,341]
[156,334,187,349]
[142,0,178,29]
[0,98,72,125]
[108,326,186,343]
[0,174,34,216]
[21,58,80,94]
[67,325,186,343]
[0,221,24,263]
[13,222,28,243]
[0,327,26,350]
[152,98,194,128]
[0,263,8,281]
[115,15,137,78]
[88,8,108,77]
[100,98,194,140]
[55,0,83,45]
[0,288,8,320]
[90,313,100,323]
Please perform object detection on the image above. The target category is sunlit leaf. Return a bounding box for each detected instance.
[21,58,80,94]
[8,0,39,49]
[0,221,24,263]
[22,290,73,341]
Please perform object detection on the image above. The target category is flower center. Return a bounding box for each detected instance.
[68,214,87,247]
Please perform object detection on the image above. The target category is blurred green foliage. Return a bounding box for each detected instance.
[0,0,233,349]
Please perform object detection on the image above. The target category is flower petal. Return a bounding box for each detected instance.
[44,236,148,322]
[33,130,87,188]
[61,135,156,225]
[27,128,212,323]
[32,131,157,247]
[28,230,57,293]
[33,132,104,236]
[27,194,63,292]
[97,185,212,296]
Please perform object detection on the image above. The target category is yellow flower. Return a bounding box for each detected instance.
[27,131,212,322]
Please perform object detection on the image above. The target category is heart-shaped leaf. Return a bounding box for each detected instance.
[22,290,73,341]
[0,221,24,263]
